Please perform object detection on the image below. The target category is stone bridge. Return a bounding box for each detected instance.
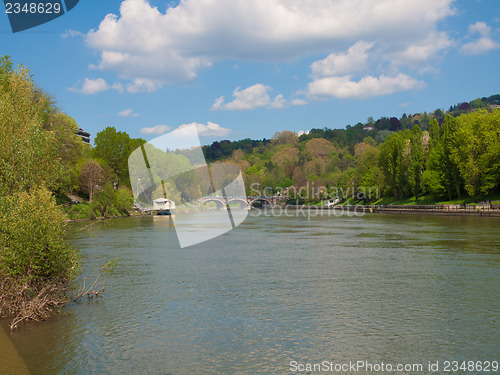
[199,196,281,210]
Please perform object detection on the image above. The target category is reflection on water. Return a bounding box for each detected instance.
[1,214,499,374]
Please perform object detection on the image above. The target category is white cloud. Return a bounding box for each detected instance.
[311,41,374,77]
[85,0,455,90]
[68,78,123,95]
[212,84,287,110]
[61,29,83,38]
[290,99,308,106]
[307,73,425,99]
[461,37,500,55]
[176,122,231,137]
[140,125,171,135]
[118,108,139,117]
[126,78,163,93]
[391,32,452,66]
[270,94,287,109]
[460,22,500,55]
[468,21,491,36]
[305,33,443,100]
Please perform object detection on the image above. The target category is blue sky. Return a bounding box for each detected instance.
[1,0,499,144]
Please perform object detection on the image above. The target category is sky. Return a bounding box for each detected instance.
[1,0,499,144]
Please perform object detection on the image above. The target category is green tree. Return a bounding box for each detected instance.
[0,58,59,196]
[0,57,78,325]
[379,131,411,199]
[409,124,424,200]
[93,127,143,187]
[455,111,500,196]
[428,118,440,148]
[47,112,88,193]
[440,115,462,199]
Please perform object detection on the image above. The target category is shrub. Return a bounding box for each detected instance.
[0,188,78,282]
[0,188,79,327]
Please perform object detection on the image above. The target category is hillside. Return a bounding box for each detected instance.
[201,95,500,205]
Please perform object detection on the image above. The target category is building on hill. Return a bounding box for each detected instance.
[77,128,91,144]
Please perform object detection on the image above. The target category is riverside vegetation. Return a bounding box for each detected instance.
[0,57,137,328]
[1,55,499,327]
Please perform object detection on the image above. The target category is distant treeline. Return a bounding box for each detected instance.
[203,94,500,163]
[201,98,500,204]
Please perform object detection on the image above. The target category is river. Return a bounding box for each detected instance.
[1,212,499,374]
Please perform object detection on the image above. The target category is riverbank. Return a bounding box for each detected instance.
[366,204,500,217]
[282,204,500,217]
[65,211,147,223]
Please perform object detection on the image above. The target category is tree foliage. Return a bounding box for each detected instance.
[0,57,80,324]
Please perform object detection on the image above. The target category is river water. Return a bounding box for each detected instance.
[1,212,499,374]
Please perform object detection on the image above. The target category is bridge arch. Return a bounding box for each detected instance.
[249,198,273,208]
[201,198,226,210]
[226,198,248,209]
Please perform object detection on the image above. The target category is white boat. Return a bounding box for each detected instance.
[153,198,176,215]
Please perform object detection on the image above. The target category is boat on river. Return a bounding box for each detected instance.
[153,198,175,215]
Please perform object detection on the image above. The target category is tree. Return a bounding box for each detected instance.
[379,131,411,199]
[304,138,336,159]
[433,108,444,123]
[46,112,88,193]
[93,127,133,186]
[440,115,462,199]
[375,117,391,130]
[79,160,104,202]
[429,119,440,148]
[389,117,402,131]
[0,56,78,326]
[0,58,59,196]
[232,149,245,162]
[409,124,424,200]
[271,147,299,178]
[271,131,299,146]
[455,111,500,196]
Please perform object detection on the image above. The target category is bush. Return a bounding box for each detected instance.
[0,188,79,327]
[66,202,92,220]
[91,184,134,218]
[114,187,134,214]
[0,188,78,282]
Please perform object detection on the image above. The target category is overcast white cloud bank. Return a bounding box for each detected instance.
[84,0,455,97]
[460,21,500,55]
